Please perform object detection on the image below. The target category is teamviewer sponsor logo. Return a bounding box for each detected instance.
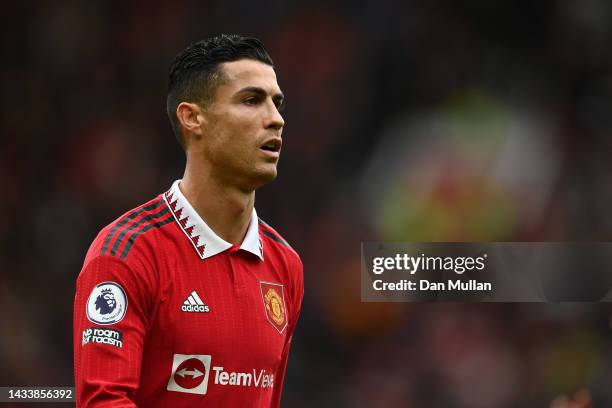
[167,354,211,395]
[181,290,210,313]
[167,354,275,396]
[212,366,274,389]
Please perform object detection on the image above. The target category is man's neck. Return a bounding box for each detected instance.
[179,169,255,245]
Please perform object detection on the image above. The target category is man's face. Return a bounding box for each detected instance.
[198,59,285,190]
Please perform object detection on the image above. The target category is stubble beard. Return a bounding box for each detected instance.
[247,162,278,190]
[211,159,278,193]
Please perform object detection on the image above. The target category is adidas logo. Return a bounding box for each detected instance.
[181,290,210,313]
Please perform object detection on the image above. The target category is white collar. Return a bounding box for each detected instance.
[163,180,263,260]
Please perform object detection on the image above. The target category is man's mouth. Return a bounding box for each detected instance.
[260,138,282,153]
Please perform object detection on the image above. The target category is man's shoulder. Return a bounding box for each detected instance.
[85,194,175,265]
[258,217,301,262]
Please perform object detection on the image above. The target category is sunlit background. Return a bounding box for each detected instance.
[1,0,612,406]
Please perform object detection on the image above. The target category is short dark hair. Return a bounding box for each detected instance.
[166,34,274,148]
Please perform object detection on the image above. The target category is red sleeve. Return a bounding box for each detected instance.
[270,255,304,407]
[73,255,152,407]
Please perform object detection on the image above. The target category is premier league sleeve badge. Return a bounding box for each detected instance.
[86,281,128,325]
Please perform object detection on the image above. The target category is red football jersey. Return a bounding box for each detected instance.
[74,180,304,407]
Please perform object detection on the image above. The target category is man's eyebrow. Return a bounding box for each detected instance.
[236,86,284,101]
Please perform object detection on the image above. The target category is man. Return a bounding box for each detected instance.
[73,34,304,407]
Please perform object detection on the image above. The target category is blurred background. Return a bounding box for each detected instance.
[1,0,612,406]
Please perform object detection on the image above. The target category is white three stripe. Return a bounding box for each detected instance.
[183,290,206,306]
[191,291,205,305]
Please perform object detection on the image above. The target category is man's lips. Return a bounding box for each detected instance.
[258,137,282,162]
[260,138,282,153]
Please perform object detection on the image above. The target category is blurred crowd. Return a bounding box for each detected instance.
[1,0,612,406]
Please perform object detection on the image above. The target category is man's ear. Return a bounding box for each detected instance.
[176,102,205,140]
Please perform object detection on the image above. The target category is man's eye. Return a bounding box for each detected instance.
[243,98,258,105]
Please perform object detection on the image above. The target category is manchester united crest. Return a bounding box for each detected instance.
[260,282,287,333]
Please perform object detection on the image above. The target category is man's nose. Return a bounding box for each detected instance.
[265,102,284,130]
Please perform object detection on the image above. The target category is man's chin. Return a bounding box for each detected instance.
[242,166,277,190]
[257,168,278,184]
